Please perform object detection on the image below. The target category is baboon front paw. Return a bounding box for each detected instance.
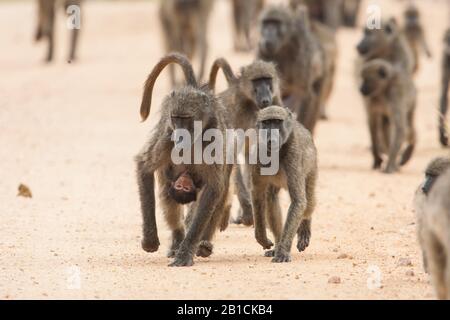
[169,254,194,267]
[241,213,254,227]
[271,251,292,263]
[256,236,274,250]
[196,241,213,258]
[372,158,383,170]
[383,166,397,174]
[264,250,275,257]
[141,238,160,253]
[297,234,311,253]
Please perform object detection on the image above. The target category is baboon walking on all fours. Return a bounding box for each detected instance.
[415,157,450,300]
[136,53,232,267]
[209,58,284,226]
[440,28,450,147]
[35,0,81,63]
[360,59,417,174]
[258,5,333,134]
[231,0,265,52]
[402,4,432,74]
[249,106,317,263]
[159,0,213,85]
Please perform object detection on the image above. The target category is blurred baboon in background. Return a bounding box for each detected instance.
[402,4,432,73]
[159,0,214,85]
[341,0,361,28]
[290,0,342,30]
[35,0,82,63]
[440,28,450,146]
[231,0,265,52]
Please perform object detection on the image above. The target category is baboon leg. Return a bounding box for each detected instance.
[424,232,447,299]
[297,172,317,252]
[368,114,383,170]
[252,177,273,250]
[264,186,282,258]
[64,0,80,62]
[233,166,254,226]
[400,108,416,166]
[439,71,449,146]
[45,3,56,62]
[137,161,160,253]
[384,113,406,174]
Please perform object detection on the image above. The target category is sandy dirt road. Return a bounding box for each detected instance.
[1,0,449,299]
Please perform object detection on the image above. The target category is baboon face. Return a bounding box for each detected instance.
[259,12,291,55]
[257,106,293,150]
[360,61,392,97]
[404,6,419,27]
[422,158,450,195]
[252,77,274,108]
[169,172,198,204]
[357,19,399,58]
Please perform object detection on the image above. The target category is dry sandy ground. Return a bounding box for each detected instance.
[1,0,449,300]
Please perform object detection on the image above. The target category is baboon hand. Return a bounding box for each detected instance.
[256,235,274,250]
[196,241,213,258]
[141,237,160,253]
[383,164,397,174]
[169,252,194,267]
[271,249,292,263]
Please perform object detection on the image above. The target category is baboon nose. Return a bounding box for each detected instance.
[261,99,271,108]
[357,44,368,55]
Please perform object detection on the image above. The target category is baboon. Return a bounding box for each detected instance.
[135,53,232,267]
[231,0,265,52]
[159,0,214,85]
[357,18,415,75]
[290,0,342,30]
[341,0,361,28]
[402,4,432,73]
[440,28,450,146]
[250,106,317,263]
[360,59,417,173]
[258,5,329,134]
[35,0,81,63]
[414,157,450,299]
[209,58,283,226]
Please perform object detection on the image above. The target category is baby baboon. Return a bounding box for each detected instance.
[414,157,450,299]
[258,5,328,134]
[440,28,450,146]
[357,18,415,74]
[249,106,317,263]
[340,0,361,28]
[360,59,417,174]
[209,58,283,226]
[136,53,232,267]
[231,0,265,52]
[290,0,342,30]
[159,0,213,85]
[402,4,432,73]
[35,0,81,63]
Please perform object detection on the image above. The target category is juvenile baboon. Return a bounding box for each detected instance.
[258,5,329,134]
[402,4,432,73]
[414,157,450,299]
[159,0,213,85]
[360,59,417,173]
[231,0,265,52]
[209,58,283,226]
[250,106,317,263]
[136,53,232,267]
[440,28,450,146]
[341,0,361,28]
[290,0,342,30]
[35,0,81,63]
[357,18,415,75]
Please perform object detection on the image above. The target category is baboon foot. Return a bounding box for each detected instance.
[372,157,383,170]
[169,252,194,267]
[196,241,213,258]
[141,237,160,253]
[256,235,274,250]
[400,145,415,166]
[271,249,292,263]
[383,165,397,174]
[297,220,311,252]
[167,248,177,258]
[264,250,275,257]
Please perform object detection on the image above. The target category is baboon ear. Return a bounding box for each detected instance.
[378,66,388,79]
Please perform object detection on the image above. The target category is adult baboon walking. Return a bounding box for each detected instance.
[159,0,214,85]
[35,0,82,62]
[231,0,265,52]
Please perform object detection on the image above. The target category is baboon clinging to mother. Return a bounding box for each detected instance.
[360,59,417,174]
[136,53,232,267]
[159,0,214,85]
[35,0,81,63]
[250,106,317,262]
[440,28,450,147]
[415,157,450,300]
[231,0,265,52]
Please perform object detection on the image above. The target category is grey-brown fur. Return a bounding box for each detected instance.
[414,157,450,299]
[440,28,450,146]
[136,53,232,267]
[159,0,213,85]
[341,0,361,28]
[290,0,342,30]
[35,0,81,63]
[231,0,265,52]
[209,58,284,226]
[402,4,432,74]
[360,59,417,173]
[249,106,317,263]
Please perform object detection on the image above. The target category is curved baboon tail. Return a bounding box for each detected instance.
[208,58,237,92]
[140,52,197,122]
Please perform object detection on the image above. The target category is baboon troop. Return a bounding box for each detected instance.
[440,28,450,147]
[159,0,214,84]
[250,106,317,262]
[136,53,232,266]
[35,0,81,63]
[402,4,432,74]
[415,158,450,299]
[360,59,417,173]
[231,0,265,52]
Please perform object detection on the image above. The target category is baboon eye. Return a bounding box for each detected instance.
[378,68,387,78]
[385,25,393,34]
